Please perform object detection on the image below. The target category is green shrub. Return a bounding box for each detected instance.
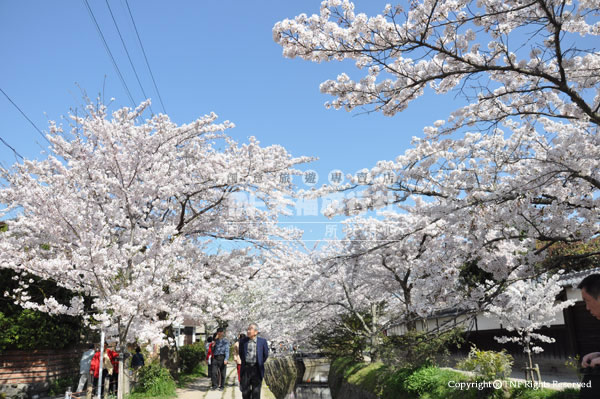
[0,269,89,352]
[403,366,476,398]
[332,358,477,399]
[312,317,368,361]
[48,375,79,396]
[380,328,464,368]
[457,346,514,380]
[564,356,582,380]
[178,342,206,375]
[333,356,578,399]
[134,362,176,397]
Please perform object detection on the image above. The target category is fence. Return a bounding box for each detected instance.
[0,348,80,385]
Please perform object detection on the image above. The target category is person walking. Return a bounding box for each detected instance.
[205,335,213,356]
[107,345,119,395]
[76,344,95,394]
[206,335,215,386]
[131,347,145,370]
[89,343,114,398]
[233,333,246,385]
[239,323,269,399]
[211,328,230,391]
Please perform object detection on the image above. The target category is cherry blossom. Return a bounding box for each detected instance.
[485,273,575,368]
[275,0,600,287]
[273,0,599,349]
[0,100,313,347]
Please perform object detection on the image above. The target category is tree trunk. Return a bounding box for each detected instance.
[526,339,533,370]
[369,334,381,363]
[160,345,179,378]
[405,311,418,332]
[369,303,381,363]
[525,339,534,382]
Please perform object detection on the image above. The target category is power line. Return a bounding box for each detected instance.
[0,136,24,160]
[82,0,137,108]
[0,87,50,145]
[104,0,154,115]
[124,0,168,114]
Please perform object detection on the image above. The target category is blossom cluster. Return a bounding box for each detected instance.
[268,0,600,349]
[0,101,312,346]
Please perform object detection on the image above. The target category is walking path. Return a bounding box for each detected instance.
[176,367,276,399]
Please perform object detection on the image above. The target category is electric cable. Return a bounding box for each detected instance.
[104,0,154,115]
[82,0,137,108]
[124,0,167,114]
[0,136,24,160]
[0,87,51,145]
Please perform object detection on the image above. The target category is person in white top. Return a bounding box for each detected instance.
[76,344,95,393]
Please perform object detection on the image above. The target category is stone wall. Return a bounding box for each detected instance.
[263,356,303,399]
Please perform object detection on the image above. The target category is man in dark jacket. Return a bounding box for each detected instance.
[239,323,269,399]
[131,347,144,369]
[579,274,600,368]
[578,274,600,399]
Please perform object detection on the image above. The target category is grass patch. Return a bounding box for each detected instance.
[332,358,579,399]
[345,361,386,393]
[331,358,414,398]
[403,367,476,399]
[126,392,176,399]
[509,387,579,399]
[176,363,208,388]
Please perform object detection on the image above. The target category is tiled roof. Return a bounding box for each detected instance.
[182,318,203,327]
[558,267,600,287]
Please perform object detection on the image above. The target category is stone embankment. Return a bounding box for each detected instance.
[263,356,304,398]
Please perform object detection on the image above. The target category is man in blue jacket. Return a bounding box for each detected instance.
[211,327,230,390]
[239,323,269,399]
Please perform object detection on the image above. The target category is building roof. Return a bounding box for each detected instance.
[558,267,600,288]
[181,318,202,327]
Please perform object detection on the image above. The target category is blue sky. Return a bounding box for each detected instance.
[0,0,458,241]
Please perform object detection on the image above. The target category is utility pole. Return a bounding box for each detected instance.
[97,331,105,399]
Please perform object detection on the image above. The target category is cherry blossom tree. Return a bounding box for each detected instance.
[262,212,473,361]
[0,100,313,350]
[274,0,599,122]
[298,239,393,361]
[485,273,575,375]
[274,0,600,291]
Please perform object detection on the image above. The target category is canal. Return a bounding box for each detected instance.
[283,358,331,399]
